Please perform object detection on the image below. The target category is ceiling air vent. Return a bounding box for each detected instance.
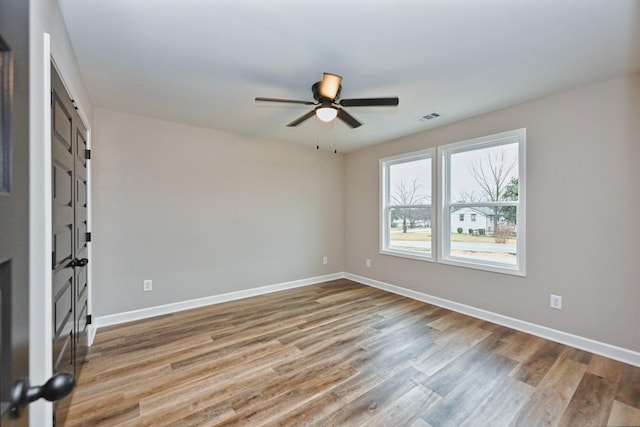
[418,112,440,121]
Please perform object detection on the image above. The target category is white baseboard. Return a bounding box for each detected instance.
[92,273,344,340]
[345,273,640,368]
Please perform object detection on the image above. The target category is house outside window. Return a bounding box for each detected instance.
[438,128,526,276]
[380,148,434,261]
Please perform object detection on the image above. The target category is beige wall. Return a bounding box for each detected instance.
[345,73,640,353]
[92,109,344,316]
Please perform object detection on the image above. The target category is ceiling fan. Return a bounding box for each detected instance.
[255,73,399,128]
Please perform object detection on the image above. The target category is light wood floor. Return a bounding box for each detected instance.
[64,279,640,426]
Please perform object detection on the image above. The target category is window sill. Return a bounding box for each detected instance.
[438,256,526,277]
[380,248,434,262]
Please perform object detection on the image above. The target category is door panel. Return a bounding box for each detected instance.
[52,280,72,339]
[0,0,30,425]
[51,66,90,426]
[51,73,76,427]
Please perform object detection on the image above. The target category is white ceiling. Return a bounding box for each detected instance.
[58,0,640,152]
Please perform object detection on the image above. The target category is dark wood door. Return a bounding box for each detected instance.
[51,66,89,426]
[0,1,30,425]
[51,67,76,426]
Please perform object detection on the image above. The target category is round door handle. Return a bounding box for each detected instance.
[67,257,89,268]
[10,373,76,418]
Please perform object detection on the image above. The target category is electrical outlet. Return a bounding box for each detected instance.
[323,256,328,265]
[143,280,153,292]
[550,294,562,310]
[366,259,371,267]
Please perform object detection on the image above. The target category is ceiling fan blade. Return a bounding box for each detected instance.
[337,108,362,128]
[255,97,315,105]
[319,73,342,100]
[339,97,399,107]
[286,109,316,127]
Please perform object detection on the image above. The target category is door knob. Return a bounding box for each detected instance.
[9,373,75,418]
[67,257,89,268]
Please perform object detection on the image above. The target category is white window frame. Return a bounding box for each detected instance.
[438,128,526,276]
[380,148,435,262]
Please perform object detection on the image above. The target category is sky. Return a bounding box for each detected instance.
[389,142,518,204]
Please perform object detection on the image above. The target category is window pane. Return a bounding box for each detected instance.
[440,128,525,275]
[389,206,432,254]
[381,151,433,261]
[389,158,432,206]
[450,143,518,203]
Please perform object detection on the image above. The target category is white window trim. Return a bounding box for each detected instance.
[437,128,526,276]
[380,148,436,262]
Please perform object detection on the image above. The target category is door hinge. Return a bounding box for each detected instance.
[50,90,54,108]
[86,232,92,242]
[85,149,91,160]
[52,251,56,270]
[86,314,92,325]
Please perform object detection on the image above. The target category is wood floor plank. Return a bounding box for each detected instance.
[616,362,640,410]
[459,376,534,427]
[421,335,506,397]
[608,400,640,426]
[136,365,277,426]
[362,384,440,427]
[65,394,139,427]
[511,339,566,387]
[314,366,429,426]
[139,341,299,413]
[269,384,348,426]
[587,354,624,383]
[498,331,545,363]
[510,353,587,426]
[412,326,491,376]
[409,419,434,427]
[64,280,640,427]
[220,364,358,426]
[422,350,519,426]
[557,372,618,427]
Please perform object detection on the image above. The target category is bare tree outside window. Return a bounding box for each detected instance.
[467,148,517,239]
[467,148,517,202]
[391,178,426,233]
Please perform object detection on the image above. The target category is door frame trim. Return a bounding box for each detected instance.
[29,32,53,427]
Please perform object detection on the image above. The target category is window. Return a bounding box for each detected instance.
[380,149,434,261]
[471,214,476,222]
[438,128,526,275]
[459,214,465,221]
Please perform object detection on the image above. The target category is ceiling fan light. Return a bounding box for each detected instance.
[320,73,342,99]
[316,107,338,122]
